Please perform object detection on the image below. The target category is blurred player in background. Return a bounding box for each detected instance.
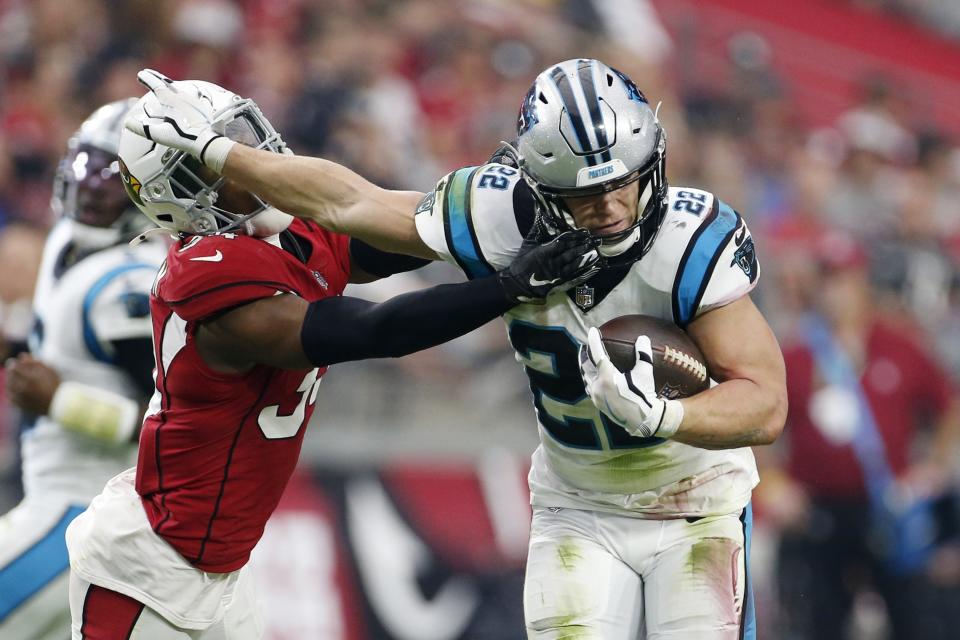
[771,232,960,639]
[134,59,787,639]
[0,99,164,640]
[65,76,598,639]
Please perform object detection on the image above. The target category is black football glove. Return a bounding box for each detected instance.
[485,141,521,168]
[497,229,601,304]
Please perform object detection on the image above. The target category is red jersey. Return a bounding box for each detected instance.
[784,319,953,499]
[137,220,350,572]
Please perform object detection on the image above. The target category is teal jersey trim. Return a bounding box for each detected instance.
[82,262,156,363]
[672,200,739,327]
[0,505,85,621]
[442,167,494,280]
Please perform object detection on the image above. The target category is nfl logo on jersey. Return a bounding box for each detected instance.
[575,284,595,310]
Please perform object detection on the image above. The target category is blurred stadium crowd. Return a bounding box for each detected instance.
[3,0,960,638]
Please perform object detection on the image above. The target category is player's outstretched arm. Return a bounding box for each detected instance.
[224,145,432,258]
[127,69,433,258]
[196,231,600,372]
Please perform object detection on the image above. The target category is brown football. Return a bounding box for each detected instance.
[598,315,710,399]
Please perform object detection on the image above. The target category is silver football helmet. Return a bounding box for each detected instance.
[117,79,287,236]
[52,98,153,249]
[514,59,668,265]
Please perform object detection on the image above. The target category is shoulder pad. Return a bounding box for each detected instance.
[643,188,759,326]
[83,261,159,362]
[414,164,533,277]
[156,234,297,322]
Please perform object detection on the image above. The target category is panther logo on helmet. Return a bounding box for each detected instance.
[518,85,540,137]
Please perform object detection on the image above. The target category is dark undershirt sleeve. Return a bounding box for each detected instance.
[300,275,511,366]
[348,238,432,278]
[110,337,156,398]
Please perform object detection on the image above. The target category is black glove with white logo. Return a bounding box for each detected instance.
[497,229,601,304]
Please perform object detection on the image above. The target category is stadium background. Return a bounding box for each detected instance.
[2,0,960,638]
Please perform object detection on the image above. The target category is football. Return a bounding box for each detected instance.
[598,315,710,399]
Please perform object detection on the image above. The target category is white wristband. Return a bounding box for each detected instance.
[200,135,236,173]
[49,381,141,444]
[653,398,684,439]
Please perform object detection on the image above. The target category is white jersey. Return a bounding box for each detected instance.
[22,220,165,503]
[415,165,761,518]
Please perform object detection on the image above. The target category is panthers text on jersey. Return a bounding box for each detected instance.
[133,219,351,573]
[415,164,761,518]
[0,218,164,637]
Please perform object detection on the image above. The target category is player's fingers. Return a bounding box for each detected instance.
[123,113,148,137]
[632,336,654,376]
[137,69,175,93]
[554,246,599,279]
[586,327,612,366]
[552,228,591,251]
[578,343,598,382]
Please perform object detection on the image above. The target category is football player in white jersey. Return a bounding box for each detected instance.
[0,99,165,639]
[128,59,786,639]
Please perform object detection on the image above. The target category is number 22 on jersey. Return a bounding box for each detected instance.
[508,321,663,451]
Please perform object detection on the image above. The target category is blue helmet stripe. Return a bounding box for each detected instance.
[442,167,494,280]
[671,200,739,326]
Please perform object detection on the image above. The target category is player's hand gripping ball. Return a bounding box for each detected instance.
[579,316,710,439]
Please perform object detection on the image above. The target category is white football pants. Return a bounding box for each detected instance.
[524,505,755,640]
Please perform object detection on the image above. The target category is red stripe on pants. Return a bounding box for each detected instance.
[81,584,145,639]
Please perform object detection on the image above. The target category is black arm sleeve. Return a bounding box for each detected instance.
[349,238,432,278]
[300,275,510,366]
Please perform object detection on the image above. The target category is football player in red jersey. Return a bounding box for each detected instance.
[64,76,600,639]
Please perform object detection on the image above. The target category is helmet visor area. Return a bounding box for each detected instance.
[525,143,667,271]
[60,145,132,228]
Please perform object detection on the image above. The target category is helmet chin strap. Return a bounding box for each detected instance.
[598,226,641,257]
[243,206,294,237]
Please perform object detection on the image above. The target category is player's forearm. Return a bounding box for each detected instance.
[671,378,786,449]
[222,145,433,257]
[222,145,368,228]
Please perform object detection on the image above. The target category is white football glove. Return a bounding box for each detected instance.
[578,327,684,439]
[124,69,236,172]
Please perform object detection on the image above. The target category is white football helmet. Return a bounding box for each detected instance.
[514,59,668,266]
[118,79,287,236]
[52,98,153,249]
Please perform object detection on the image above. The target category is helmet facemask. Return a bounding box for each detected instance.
[521,128,668,268]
